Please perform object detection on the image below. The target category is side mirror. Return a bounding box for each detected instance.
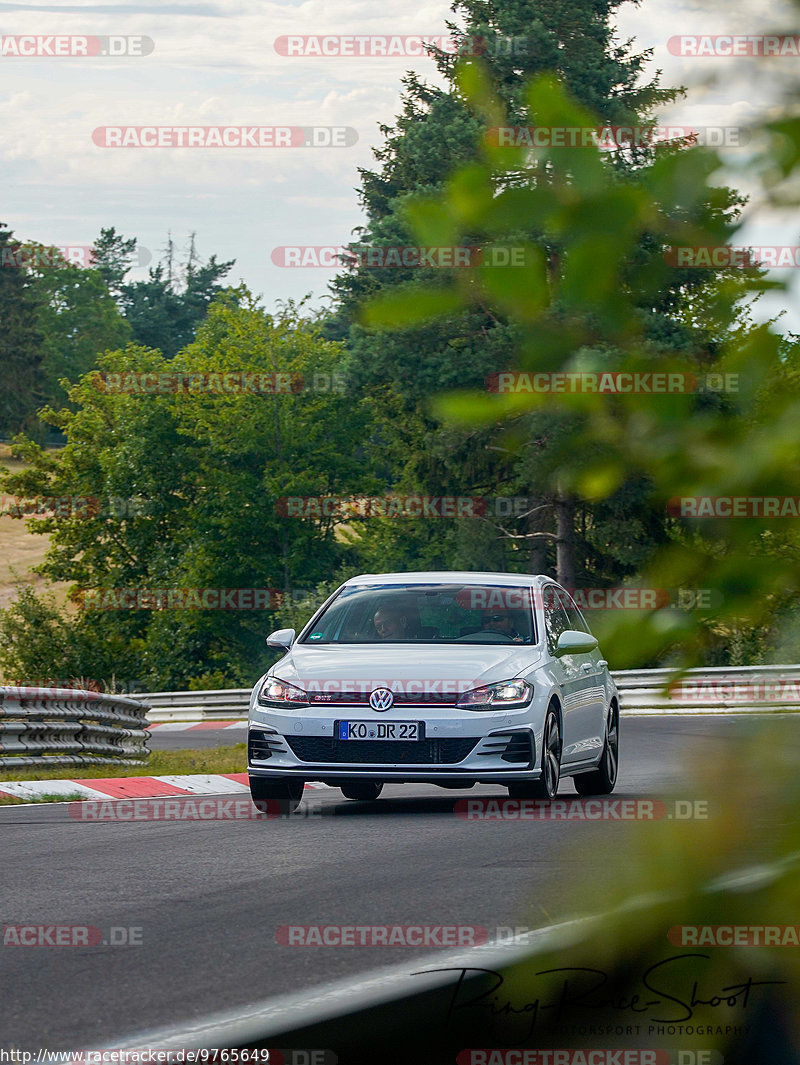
[555,629,598,656]
[266,627,295,650]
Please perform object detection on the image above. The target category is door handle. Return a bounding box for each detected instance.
[581,662,593,673]
[598,660,608,668]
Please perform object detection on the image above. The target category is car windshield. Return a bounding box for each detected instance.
[298,583,537,644]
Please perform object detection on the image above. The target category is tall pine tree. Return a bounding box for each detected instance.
[329,0,741,584]
[0,224,44,437]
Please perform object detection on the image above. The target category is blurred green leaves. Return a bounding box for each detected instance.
[360,61,800,668]
[360,286,465,330]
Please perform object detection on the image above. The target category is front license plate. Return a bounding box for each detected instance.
[337,720,422,741]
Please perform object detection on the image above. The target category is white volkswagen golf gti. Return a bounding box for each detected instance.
[248,572,619,810]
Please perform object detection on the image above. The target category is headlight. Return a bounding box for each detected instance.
[456,679,533,710]
[257,677,307,707]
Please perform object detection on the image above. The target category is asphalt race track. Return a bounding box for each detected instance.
[2,715,797,1052]
[147,722,247,750]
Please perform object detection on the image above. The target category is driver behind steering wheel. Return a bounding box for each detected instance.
[480,609,523,642]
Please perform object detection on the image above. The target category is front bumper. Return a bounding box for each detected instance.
[247,703,541,784]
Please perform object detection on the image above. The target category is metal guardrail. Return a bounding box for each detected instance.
[133,688,251,721]
[615,663,800,713]
[131,664,800,721]
[0,686,151,767]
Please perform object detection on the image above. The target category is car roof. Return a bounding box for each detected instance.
[343,572,553,588]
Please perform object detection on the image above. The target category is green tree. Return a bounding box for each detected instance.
[0,291,374,688]
[91,226,138,300]
[0,223,44,437]
[23,244,131,411]
[121,234,235,357]
[329,0,741,585]
[359,62,800,666]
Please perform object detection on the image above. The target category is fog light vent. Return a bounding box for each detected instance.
[248,729,280,762]
[500,731,534,765]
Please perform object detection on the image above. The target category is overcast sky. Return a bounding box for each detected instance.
[2,0,797,331]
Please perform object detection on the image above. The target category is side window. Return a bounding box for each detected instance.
[542,585,570,656]
[560,591,590,635]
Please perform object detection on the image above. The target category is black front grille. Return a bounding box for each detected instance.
[285,736,478,765]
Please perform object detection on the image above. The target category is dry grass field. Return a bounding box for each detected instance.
[0,443,71,611]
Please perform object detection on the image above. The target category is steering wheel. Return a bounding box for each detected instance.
[454,631,513,643]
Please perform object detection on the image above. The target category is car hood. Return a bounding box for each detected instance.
[267,643,545,692]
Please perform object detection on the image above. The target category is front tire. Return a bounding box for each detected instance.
[340,782,383,801]
[249,776,304,814]
[574,703,619,796]
[507,706,562,801]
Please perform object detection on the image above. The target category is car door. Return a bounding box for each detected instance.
[558,588,607,757]
[542,584,589,764]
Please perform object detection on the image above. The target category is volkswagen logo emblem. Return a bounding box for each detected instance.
[369,687,394,711]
